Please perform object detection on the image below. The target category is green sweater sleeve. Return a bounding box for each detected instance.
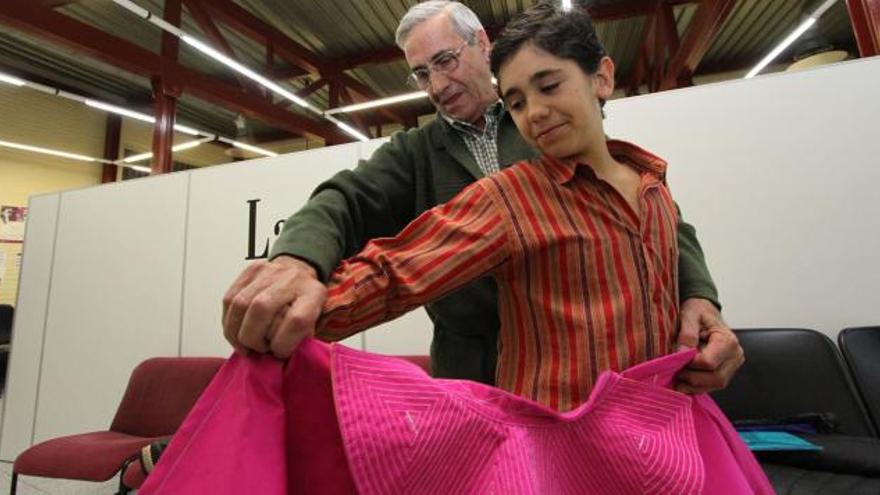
[675,203,721,309]
[269,131,418,282]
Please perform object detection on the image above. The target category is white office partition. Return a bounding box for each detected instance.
[604,58,880,337]
[31,173,188,444]
[182,142,366,356]
[0,194,60,460]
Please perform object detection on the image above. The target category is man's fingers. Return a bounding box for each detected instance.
[676,313,700,350]
[222,261,265,322]
[221,256,323,354]
[268,283,327,359]
[237,281,299,352]
[675,351,744,394]
[222,262,270,348]
[675,368,724,394]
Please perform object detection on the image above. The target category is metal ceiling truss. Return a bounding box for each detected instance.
[0,0,352,143]
[6,0,866,172]
[627,0,736,94]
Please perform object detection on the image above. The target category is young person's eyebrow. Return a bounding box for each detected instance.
[530,68,562,83]
[501,68,562,101]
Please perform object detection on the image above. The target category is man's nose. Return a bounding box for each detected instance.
[428,70,451,94]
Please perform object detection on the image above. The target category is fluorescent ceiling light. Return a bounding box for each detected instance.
[216,137,278,157]
[85,99,153,124]
[0,72,26,87]
[173,124,202,136]
[0,138,101,162]
[561,0,573,11]
[745,18,816,79]
[745,0,838,79]
[121,137,212,163]
[129,165,152,173]
[181,35,315,112]
[325,91,427,115]
[85,99,202,136]
[324,115,370,142]
[114,1,381,143]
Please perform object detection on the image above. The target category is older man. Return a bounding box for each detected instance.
[222,1,742,393]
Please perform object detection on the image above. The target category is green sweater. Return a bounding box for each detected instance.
[270,112,719,384]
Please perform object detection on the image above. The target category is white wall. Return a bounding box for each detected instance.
[2,57,879,460]
[603,57,880,335]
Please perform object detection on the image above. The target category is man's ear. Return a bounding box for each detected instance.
[593,56,616,100]
[476,29,491,60]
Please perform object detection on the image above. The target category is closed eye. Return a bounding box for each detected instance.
[505,98,524,112]
[540,82,560,93]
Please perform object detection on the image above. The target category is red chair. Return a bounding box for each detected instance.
[11,356,225,495]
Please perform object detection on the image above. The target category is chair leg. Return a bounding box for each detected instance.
[10,472,17,495]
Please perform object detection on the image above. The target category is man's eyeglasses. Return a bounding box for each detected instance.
[408,41,470,89]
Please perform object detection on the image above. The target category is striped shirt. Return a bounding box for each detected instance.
[319,140,679,412]
[441,101,504,176]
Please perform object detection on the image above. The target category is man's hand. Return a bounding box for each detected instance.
[222,256,327,359]
[674,298,744,394]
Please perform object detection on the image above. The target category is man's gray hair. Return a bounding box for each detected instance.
[395,1,485,49]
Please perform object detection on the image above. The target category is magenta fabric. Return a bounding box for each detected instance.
[138,353,289,494]
[140,339,771,494]
[334,344,772,495]
[139,340,355,495]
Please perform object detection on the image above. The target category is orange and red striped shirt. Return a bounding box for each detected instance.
[318,140,679,412]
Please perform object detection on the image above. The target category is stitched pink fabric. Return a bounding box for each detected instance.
[333,344,771,495]
[140,339,772,494]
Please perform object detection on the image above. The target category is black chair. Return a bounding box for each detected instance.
[838,326,880,434]
[0,304,12,396]
[710,328,880,493]
[711,328,876,437]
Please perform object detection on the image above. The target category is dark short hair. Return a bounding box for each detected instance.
[490,2,606,80]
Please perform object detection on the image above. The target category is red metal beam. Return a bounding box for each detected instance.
[185,0,264,96]
[846,0,880,56]
[0,0,349,142]
[41,0,79,7]
[190,0,417,126]
[331,45,404,72]
[188,0,322,74]
[298,78,328,99]
[101,114,121,183]
[152,77,177,174]
[627,4,657,94]
[341,87,374,139]
[152,0,181,175]
[659,0,736,91]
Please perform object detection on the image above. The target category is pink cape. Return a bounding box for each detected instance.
[140,339,772,494]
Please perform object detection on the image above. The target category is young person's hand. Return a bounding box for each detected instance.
[674,298,744,394]
[222,256,327,359]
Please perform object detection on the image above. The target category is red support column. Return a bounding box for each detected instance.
[151,0,181,175]
[101,114,121,183]
[151,77,178,175]
[846,0,880,56]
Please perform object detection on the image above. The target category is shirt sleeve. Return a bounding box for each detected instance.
[316,182,510,341]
